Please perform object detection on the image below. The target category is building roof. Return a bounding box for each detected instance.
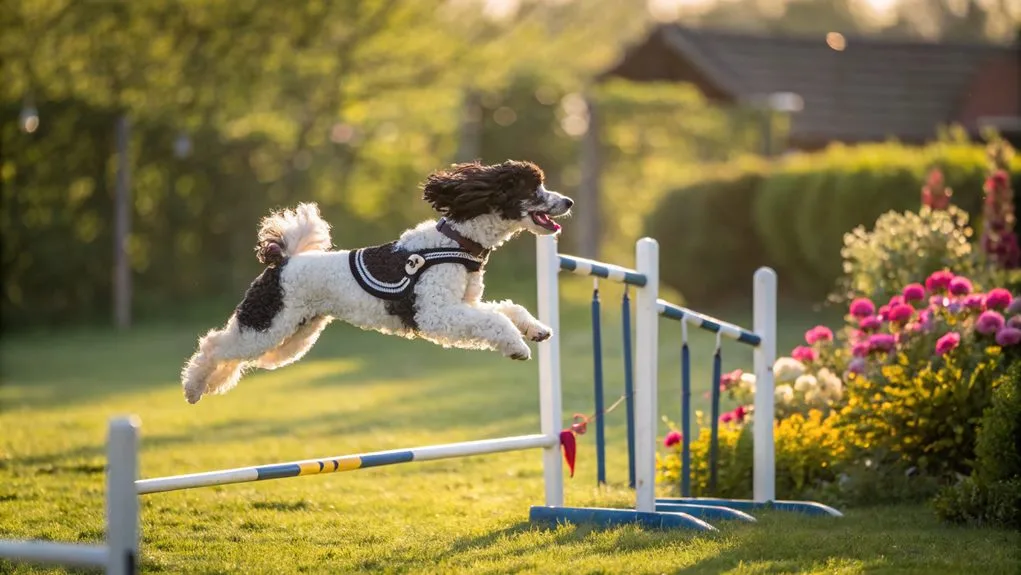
[599,24,1020,147]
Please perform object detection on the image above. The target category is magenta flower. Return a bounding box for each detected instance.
[902,283,926,302]
[791,345,818,363]
[976,310,1006,335]
[720,411,735,424]
[935,332,961,355]
[850,298,875,318]
[851,342,870,357]
[995,327,1021,346]
[985,288,1013,310]
[926,270,954,292]
[664,430,683,448]
[948,276,973,296]
[868,334,896,353]
[720,369,742,390]
[878,305,891,321]
[963,294,985,310]
[721,406,748,424]
[888,295,905,307]
[888,304,915,324]
[1007,297,1021,316]
[859,315,882,331]
[805,325,834,344]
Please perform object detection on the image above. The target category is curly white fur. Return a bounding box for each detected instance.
[181,181,572,404]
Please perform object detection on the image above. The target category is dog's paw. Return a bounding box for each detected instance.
[504,339,532,361]
[526,323,553,342]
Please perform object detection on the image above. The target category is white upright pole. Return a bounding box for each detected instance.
[107,416,140,575]
[633,238,659,512]
[753,267,777,502]
[536,234,564,507]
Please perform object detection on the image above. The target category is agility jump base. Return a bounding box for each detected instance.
[0,234,840,574]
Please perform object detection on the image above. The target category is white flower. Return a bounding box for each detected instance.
[739,372,757,393]
[773,357,806,383]
[774,384,794,405]
[794,374,817,393]
[816,368,844,401]
[804,388,825,406]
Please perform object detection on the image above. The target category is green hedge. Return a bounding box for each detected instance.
[647,139,1021,302]
[645,160,768,304]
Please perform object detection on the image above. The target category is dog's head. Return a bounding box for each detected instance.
[422,160,573,236]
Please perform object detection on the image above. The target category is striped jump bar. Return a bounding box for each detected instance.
[136,434,555,495]
[657,300,761,346]
[558,254,647,286]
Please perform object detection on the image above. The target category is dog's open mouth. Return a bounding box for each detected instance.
[530,211,561,232]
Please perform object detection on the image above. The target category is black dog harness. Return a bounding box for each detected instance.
[348,219,489,329]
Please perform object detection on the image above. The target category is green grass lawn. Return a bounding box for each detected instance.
[2,281,1019,574]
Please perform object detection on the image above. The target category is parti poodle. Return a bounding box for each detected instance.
[180,160,574,404]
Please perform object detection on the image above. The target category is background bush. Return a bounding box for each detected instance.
[649,138,1021,302]
[645,160,768,304]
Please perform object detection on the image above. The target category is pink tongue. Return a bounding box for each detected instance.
[536,213,551,224]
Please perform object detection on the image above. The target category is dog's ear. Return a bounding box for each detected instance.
[422,161,499,221]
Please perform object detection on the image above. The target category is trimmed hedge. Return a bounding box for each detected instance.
[647,140,1021,303]
[645,160,768,304]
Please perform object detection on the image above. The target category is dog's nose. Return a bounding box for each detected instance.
[563,197,574,209]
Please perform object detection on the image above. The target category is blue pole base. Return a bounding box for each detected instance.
[655,497,844,517]
[528,506,717,531]
[655,503,757,522]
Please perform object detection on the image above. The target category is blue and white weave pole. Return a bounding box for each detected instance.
[529,506,716,531]
[591,281,606,485]
[657,300,760,347]
[558,254,647,287]
[681,331,692,497]
[655,502,757,522]
[622,288,635,490]
[136,434,556,495]
[708,343,722,495]
[656,497,844,518]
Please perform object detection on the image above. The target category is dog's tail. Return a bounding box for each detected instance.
[255,202,332,266]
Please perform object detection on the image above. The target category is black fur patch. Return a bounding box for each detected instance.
[354,242,419,330]
[421,160,544,222]
[235,263,286,332]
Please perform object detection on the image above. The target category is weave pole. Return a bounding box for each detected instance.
[591,279,606,485]
[622,287,636,489]
[708,333,722,494]
[681,321,691,497]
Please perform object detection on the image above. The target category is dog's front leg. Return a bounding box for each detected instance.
[416,303,532,360]
[478,300,552,342]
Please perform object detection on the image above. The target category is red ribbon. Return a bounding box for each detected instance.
[558,413,591,478]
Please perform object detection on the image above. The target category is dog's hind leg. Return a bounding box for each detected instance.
[254,315,332,370]
[478,300,551,342]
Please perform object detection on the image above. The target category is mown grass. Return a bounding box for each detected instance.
[1,280,1018,574]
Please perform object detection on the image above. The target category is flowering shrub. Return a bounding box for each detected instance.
[656,409,846,501]
[980,139,1019,269]
[834,205,981,305]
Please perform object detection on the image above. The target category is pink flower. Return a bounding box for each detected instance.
[930,295,949,308]
[791,345,818,363]
[720,369,742,390]
[976,310,1006,335]
[888,295,905,307]
[878,305,891,321]
[851,342,870,357]
[850,298,875,318]
[949,276,973,296]
[720,411,735,424]
[996,327,1021,346]
[868,334,896,353]
[1008,315,1021,329]
[902,283,926,302]
[888,304,915,324]
[805,325,833,344]
[935,332,961,355]
[720,406,748,424]
[985,288,1013,310]
[859,315,882,331]
[664,430,683,448]
[963,294,985,310]
[926,270,955,292]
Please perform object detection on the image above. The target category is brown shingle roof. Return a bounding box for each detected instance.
[600,24,1019,146]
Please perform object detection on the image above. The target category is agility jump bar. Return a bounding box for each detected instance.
[657,300,761,346]
[558,254,647,286]
[136,434,555,495]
